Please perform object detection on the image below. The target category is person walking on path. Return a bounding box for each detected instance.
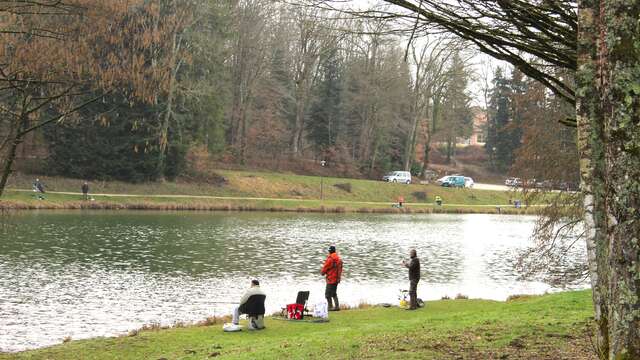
[33,178,45,193]
[402,249,420,310]
[321,245,343,311]
[81,181,89,200]
[33,178,45,199]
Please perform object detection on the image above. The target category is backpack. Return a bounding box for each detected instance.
[335,257,343,283]
[286,303,304,320]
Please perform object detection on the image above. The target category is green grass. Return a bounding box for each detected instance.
[2,170,536,213]
[1,290,596,359]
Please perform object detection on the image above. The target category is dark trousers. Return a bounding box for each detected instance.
[409,279,419,309]
[325,283,339,309]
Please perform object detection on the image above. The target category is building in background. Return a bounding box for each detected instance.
[458,107,487,146]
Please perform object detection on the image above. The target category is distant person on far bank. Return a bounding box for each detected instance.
[321,245,343,311]
[33,178,45,193]
[81,181,89,200]
[402,249,420,310]
[33,178,45,199]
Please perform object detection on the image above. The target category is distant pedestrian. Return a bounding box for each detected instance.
[397,196,404,208]
[81,181,89,200]
[401,249,420,310]
[321,245,343,311]
[33,178,45,193]
[33,179,45,199]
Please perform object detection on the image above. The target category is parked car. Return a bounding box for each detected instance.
[555,181,579,192]
[505,177,522,187]
[441,175,465,188]
[436,174,461,185]
[464,177,475,188]
[536,180,554,189]
[382,171,412,184]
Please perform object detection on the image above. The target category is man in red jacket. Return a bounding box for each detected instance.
[321,245,343,311]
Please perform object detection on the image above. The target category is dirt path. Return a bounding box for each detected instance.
[8,188,542,208]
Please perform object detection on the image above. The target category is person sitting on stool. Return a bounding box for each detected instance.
[232,279,266,327]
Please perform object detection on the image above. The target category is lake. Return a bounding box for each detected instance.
[0,211,588,352]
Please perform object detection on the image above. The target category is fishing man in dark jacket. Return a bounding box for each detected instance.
[402,249,420,310]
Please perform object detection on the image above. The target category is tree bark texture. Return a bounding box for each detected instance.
[577,1,640,358]
[600,1,640,358]
[0,115,26,197]
[157,30,183,177]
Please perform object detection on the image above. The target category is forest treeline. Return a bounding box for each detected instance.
[1,0,576,184]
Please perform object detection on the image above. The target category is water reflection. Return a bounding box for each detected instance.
[0,211,587,352]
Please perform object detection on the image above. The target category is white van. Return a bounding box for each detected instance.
[382,171,412,184]
[464,177,475,188]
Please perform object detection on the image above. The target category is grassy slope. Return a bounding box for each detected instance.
[2,291,595,360]
[2,170,531,213]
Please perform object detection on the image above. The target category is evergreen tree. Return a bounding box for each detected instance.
[307,50,342,153]
[45,94,163,182]
[486,67,526,173]
[440,52,472,163]
[485,67,511,172]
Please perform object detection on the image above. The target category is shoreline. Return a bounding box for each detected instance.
[1,170,542,215]
[0,190,538,215]
[1,287,590,355]
[0,290,594,359]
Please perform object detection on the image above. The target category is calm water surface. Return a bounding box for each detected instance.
[0,211,587,352]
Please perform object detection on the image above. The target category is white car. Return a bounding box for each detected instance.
[505,177,522,187]
[464,177,475,188]
[436,175,453,184]
[382,171,412,184]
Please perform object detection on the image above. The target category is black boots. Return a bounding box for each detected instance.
[327,296,340,311]
[408,292,418,310]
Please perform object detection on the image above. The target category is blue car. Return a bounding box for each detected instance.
[441,175,465,188]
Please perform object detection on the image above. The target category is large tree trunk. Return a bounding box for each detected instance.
[445,136,453,164]
[576,4,610,356]
[157,31,182,178]
[577,1,640,358]
[600,1,640,357]
[0,116,26,197]
[403,113,420,171]
[421,128,431,178]
[291,85,306,156]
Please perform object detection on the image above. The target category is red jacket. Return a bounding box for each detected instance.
[321,252,343,284]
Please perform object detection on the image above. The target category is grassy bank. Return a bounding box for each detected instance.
[1,290,595,359]
[1,170,536,214]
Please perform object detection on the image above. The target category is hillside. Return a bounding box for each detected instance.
[0,169,535,214]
